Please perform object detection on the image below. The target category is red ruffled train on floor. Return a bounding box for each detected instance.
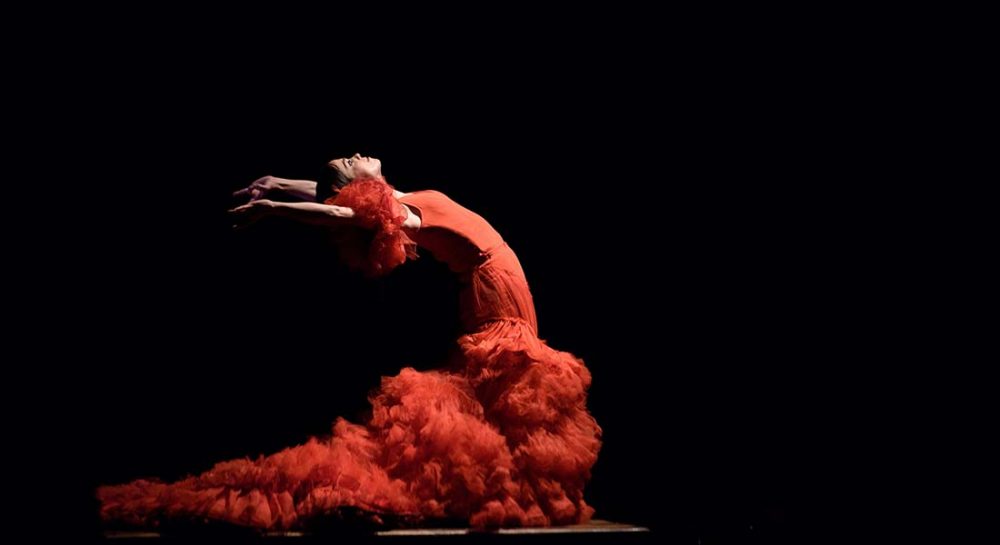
[99,322,599,529]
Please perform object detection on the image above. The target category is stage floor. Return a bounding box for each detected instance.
[103,519,650,542]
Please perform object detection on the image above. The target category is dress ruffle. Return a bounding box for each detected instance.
[324,178,417,277]
[98,319,600,530]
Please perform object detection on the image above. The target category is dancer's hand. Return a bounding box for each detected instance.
[229,199,277,229]
[232,176,282,202]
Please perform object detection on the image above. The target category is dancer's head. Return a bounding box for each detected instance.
[327,153,383,189]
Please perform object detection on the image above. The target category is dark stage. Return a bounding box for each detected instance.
[103,520,649,543]
[35,26,862,544]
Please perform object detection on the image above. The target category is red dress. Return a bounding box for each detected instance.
[99,188,602,529]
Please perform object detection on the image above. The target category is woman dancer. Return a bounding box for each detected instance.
[99,153,601,529]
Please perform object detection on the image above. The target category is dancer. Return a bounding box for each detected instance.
[99,153,602,529]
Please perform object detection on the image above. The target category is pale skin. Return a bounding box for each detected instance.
[229,153,422,230]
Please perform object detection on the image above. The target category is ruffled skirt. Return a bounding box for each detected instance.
[100,247,600,530]
[99,317,600,530]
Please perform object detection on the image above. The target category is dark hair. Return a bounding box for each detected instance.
[332,167,352,189]
[315,161,353,203]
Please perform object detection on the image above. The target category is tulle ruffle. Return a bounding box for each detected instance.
[325,177,417,277]
[98,320,600,530]
[457,319,601,526]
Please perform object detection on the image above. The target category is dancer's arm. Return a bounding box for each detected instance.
[401,204,421,229]
[233,201,421,228]
[230,200,355,228]
[232,176,317,202]
[231,199,422,229]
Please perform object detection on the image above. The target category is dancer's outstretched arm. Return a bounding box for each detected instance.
[229,200,421,230]
[229,200,354,229]
[232,176,317,203]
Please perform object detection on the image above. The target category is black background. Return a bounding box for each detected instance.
[29,9,873,543]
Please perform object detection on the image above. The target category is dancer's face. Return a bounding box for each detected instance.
[329,153,382,181]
